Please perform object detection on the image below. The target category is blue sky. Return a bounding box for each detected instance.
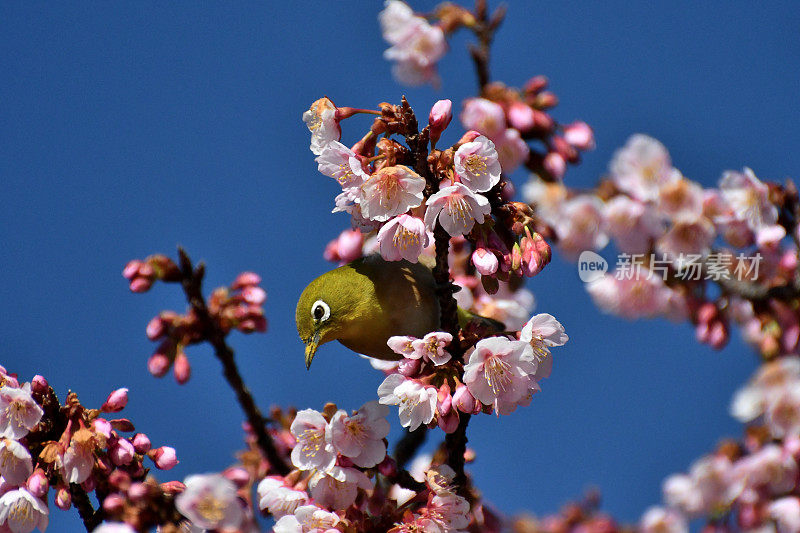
[2,1,799,531]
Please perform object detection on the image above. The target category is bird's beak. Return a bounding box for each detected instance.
[304,330,321,370]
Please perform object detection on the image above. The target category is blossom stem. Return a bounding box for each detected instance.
[176,247,290,476]
[468,0,506,92]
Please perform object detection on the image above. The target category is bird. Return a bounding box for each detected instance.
[296,255,502,369]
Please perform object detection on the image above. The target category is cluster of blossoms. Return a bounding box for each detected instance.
[0,366,179,533]
[526,133,800,354]
[635,357,800,533]
[125,256,269,384]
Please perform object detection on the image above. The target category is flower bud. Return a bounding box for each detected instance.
[438,409,459,434]
[150,446,178,470]
[127,482,149,502]
[336,229,364,264]
[93,418,112,439]
[102,493,125,513]
[456,130,482,146]
[26,470,48,498]
[132,433,151,454]
[708,321,729,350]
[159,480,186,494]
[232,271,261,289]
[129,277,153,293]
[30,375,48,395]
[523,75,548,95]
[55,487,72,510]
[452,385,476,414]
[507,101,535,132]
[397,357,421,377]
[222,467,250,489]
[122,260,142,280]
[543,152,566,181]
[428,99,453,144]
[563,121,595,151]
[173,351,191,385]
[378,457,397,478]
[535,91,558,109]
[145,316,166,341]
[101,388,129,413]
[472,248,499,276]
[111,439,135,466]
[241,286,267,306]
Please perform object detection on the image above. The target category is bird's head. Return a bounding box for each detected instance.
[296,274,348,370]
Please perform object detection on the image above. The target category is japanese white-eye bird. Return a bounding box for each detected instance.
[296,255,499,369]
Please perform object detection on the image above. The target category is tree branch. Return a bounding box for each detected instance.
[176,247,290,476]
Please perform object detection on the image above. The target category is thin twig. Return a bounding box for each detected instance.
[176,247,290,476]
[468,0,506,92]
[444,414,471,494]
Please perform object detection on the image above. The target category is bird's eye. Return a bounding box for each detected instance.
[311,300,330,322]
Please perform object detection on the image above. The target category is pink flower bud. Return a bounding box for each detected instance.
[123,260,142,280]
[507,101,535,132]
[102,493,125,513]
[551,135,578,162]
[543,152,566,180]
[108,469,131,489]
[242,286,267,305]
[397,357,421,377]
[338,456,354,468]
[708,321,729,350]
[452,385,476,414]
[56,487,72,510]
[129,277,153,293]
[93,418,112,439]
[438,409,460,434]
[429,99,453,143]
[151,446,178,470]
[159,480,186,494]
[111,438,135,466]
[437,392,452,417]
[523,75,548,95]
[510,243,523,272]
[457,130,482,145]
[30,375,48,395]
[137,262,155,278]
[132,433,151,454]
[222,467,250,488]
[531,109,554,131]
[145,316,166,340]
[26,470,49,498]
[102,388,129,413]
[780,251,799,272]
[563,121,595,151]
[696,302,718,324]
[127,482,149,502]
[173,351,191,385]
[472,248,499,276]
[337,229,364,264]
[232,271,261,289]
[378,457,397,478]
[535,91,558,109]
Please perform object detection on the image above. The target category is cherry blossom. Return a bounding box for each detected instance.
[273,504,341,533]
[359,165,425,222]
[302,97,340,156]
[638,506,687,533]
[61,429,96,484]
[494,128,529,174]
[257,477,308,519]
[289,409,336,472]
[463,337,538,413]
[0,385,43,440]
[424,183,491,236]
[460,98,506,139]
[0,488,48,533]
[719,167,778,232]
[520,313,568,380]
[377,214,429,263]
[769,497,800,533]
[411,332,453,366]
[453,134,502,192]
[308,466,372,510]
[610,133,676,202]
[552,195,608,260]
[315,141,369,189]
[0,439,32,485]
[603,195,664,254]
[329,401,390,468]
[377,374,437,430]
[175,473,243,531]
[382,13,446,87]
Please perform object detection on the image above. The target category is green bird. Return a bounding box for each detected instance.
[296,255,500,369]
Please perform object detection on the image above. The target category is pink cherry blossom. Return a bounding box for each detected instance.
[359,165,425,222]
[302,97,340,156]
[315,141,369,189]
[562,121,595,151]
[454,135,502,192]
[101,388,128,413]
[610,134,676,201]
[426,492,471,531]
[175,473,243,531]
[639,506,687,533]
[553,195,608,260]
[387,336,417,358]
[494,128,529,174]
[383,17,446,87]
[424,183,491,237]
[543,151,566,181]
[522,178,567,227]
[289,409,336,472]
[657,176,705,221]
[460,98,506,139]
[655,217,715,266]
[273,504,341,533]
[520,313,568,381]
[92,523,137,533]
[377,214,429,263]
[0,488,48,533]
[463,337,538,412]
[603,195,664,254]
[719,167,778,232]
[151,446,178,470]
[257,477,308,518]
[586,272,669,320]
[62,433,95,483]
[769,497,800,533]
[411,332,453,366]
[377,374,437,431]
[379,0,416,44]
[0,439,32,485]
[329,401,390,468]
[0,385,43,440]
[308,466,372,510]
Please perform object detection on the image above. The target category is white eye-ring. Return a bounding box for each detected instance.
[311,300,331,322]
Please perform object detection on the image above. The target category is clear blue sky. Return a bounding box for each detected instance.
[2,2,799,531]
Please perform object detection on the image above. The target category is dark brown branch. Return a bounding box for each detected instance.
[444,414,471,494]
[69,482,102,531]
[393,426,429,471]
[176,248,290,476]
[468,0,506,92]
